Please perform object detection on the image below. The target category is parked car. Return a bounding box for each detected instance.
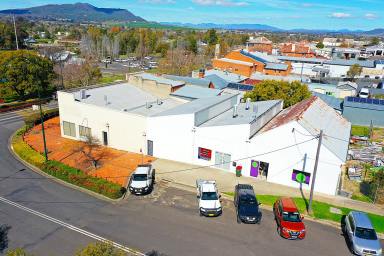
[344,211,382,256]
[234,184,262,224]
[359,88,370,98]
[196,179,222,217]
[273,198,306,240]
[128,164,155,195]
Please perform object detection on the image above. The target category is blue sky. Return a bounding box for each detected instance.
[1,0,383,30]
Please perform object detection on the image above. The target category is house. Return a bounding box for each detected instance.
[323,38,341,47]
[246,36,273,54]
[342,97,384,127]
[127,73,185,98]
[212,50,291,77]
[58,82,351,196]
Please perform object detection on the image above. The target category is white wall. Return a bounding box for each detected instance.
[58,91,147,154]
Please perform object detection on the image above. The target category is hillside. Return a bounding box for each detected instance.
[0,3,145,23]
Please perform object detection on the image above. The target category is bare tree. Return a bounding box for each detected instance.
[74,135,108,169]
[61,56,101,88]
[112,36,120,59]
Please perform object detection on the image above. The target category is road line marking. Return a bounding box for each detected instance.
[0,116,22,122]
[0,196,145,255]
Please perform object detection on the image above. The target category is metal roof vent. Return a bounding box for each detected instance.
[80,89,87,99]
[157,99,163,105]
[146,102,153,109]
[232,104,239,118]
[245,98,251,110]
[104,95,109,105]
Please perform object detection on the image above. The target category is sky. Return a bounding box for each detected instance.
[1,0,383,30]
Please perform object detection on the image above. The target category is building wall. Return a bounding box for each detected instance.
[128,75,174,98]
[225,51,265,73]
[264,68,290,76]
[248,43,273,54]
[147,112,343,195]
[58,91,148,154]
[212,59,255,77]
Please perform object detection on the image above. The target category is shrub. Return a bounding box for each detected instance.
[12,127,124,199]
[24,108,59,129]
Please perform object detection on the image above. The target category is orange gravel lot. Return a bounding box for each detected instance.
[24,117,155,186]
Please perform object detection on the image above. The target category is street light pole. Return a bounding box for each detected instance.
[37,88,48,162]
[308,130,323,213]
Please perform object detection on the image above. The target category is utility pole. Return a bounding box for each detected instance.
[308,130,323,213]
[37,89,48,162]
[12,14,19,50]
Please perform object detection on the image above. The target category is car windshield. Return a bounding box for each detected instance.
[355,227,377,240]
[360,92,368,95]
[201,192,218,200]
[282,212,301,222]
[132,174,147,181]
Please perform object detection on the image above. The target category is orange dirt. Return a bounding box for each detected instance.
[24,117,155,186]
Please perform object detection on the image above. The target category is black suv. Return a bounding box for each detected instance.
[234,184,262,224]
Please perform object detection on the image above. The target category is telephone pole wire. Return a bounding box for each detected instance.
[308,130,323,213]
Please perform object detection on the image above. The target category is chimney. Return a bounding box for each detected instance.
[232,105,239,118]
[80,89,87,99]
[245,98,251,110]
[198,69,205,78]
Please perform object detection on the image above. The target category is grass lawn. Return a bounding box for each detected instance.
[99,74,126,84]
[223,192,384,233]
[351,125,370,137]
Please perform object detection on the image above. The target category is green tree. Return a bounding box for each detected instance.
[316,42,324,49]
[370,37,380,46]
[76,242,127,256]
[6,248,34,256]
[205,29,218,45]
[347,64,363,81]
[244,80,311,108]
[0,50,55,100]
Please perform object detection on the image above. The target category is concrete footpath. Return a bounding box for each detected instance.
[153,158,384,216]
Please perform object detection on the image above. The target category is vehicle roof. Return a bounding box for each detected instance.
[201,183,216,192]
[236,184,256,197]
[280,198,299,212]
[351,211,374,229]
[133,166,150,175]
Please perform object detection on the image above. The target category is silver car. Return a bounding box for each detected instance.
[344,211,382,256]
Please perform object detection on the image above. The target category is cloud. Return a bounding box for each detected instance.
[192,0,248,6]
[364,13,377,19]
[329,12,351,19]
[302,3,313,7]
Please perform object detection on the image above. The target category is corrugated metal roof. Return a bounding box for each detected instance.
[265,62,289,71]
[204,69,246,83]
[170,85,222,100]
[311,92,343,111]
[240,49,269,64]
[152,93,238,116]
[277,56,324,64]
[261,96,351,161]
[324,59,376,68]
[163,75,211,88]
[218,58,255,66]
[205,74,230,89]
[136,73,184,87]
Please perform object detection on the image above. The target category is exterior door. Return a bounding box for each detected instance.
[215,151,231,170]
[147,140,153,156]
[102,131,108,146]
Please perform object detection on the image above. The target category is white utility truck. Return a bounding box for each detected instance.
[196,179,222,217]
[128,164,155,195]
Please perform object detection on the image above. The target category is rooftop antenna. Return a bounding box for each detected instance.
[12,14,19,50]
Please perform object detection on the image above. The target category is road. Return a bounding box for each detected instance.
[0,111,383,256]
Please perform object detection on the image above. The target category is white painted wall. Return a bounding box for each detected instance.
[58,91,147,154]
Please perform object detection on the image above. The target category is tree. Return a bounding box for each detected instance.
[76,242,126,256]
[0,19,29,50]
[316,42,324,49]
[158,48,203,76]
[205,29,218,45]
[370,37,380,46]
[244,80,311,108]
[60,57,101,88]
[74,134,109,169]
[6,248,34,256]
[347,64,363,81]
[0,50,55,100]
[0,225,11,253]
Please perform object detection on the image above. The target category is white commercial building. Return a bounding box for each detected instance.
[58,83,351,196]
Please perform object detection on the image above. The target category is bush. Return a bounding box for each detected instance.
[12,127,124,199]
[24,108,59,129]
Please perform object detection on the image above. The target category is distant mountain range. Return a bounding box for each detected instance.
[0,3,145,23]
[161,22,384,36]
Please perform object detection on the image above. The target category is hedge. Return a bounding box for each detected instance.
[23,108,60,129]
[12,127,125,199]
[0,98,50,113]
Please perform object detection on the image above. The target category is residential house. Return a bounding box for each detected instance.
[246,36,273,54]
